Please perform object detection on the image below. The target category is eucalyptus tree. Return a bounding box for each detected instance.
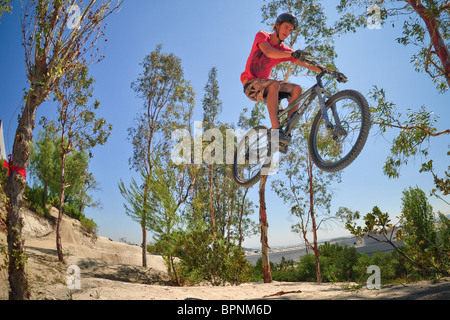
[125,45,195,267]
[4,0,121,300]
[47,63,111,263]
[29,127,101,214]
[202,67,222,239]
[335,0,450,91]
[335,0,449,198]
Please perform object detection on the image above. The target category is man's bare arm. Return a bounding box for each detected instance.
[293,59,323,73]
[260,42,325,73]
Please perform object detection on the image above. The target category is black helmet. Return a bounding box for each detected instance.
[276,13,298,29]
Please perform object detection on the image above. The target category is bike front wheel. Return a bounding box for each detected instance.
[309,90,371,172]
[233,125,274,188]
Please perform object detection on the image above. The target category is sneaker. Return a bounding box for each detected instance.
[271,128,291,145]
[271,129,291,154]
[278,144,289,154]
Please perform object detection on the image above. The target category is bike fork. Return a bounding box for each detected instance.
[316,87,347,141]
[317,86,346,135]
[315,87,334,128]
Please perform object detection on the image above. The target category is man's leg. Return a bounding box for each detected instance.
[280,83,302,117]
[264,81,292,149]
[265,81,281,129]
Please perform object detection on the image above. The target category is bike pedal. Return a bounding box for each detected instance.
[278,144,289,154]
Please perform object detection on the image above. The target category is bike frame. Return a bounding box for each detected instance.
[278,71,339,136]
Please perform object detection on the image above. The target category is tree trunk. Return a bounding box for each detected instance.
[56,202,65,263]
[56,151,66,263]
[259,175,272,283]
[5,84,47,300]
[312,239,321,283]
[209,164,216,239]
[227,196,235,243]
[141,179,150,268]
[308,154,321,283]
[169,254,180,285]
[237,188,248,250]
[405,0,450,87]
[142,225,147,268]
[42,183,48,209]
[5,197,30,300]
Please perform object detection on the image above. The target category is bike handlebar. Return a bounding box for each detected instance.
[327,69,348,83]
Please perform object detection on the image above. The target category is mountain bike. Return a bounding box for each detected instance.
[233,64,371,188]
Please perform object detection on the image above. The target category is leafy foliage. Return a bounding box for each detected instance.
[51,64,112,153]
[5,0,121,299]
[340,188,450,277]
[369,86,448,176]
[29,129,101,222]
[319,242,359,282]
[335,1,449,213]
[159,226,253,286]
[368,85,449,203]
[335,0,450,93]
[0,0,12,21]
[28,64,109,241]
[128,44,190,172]
[118,170,153,228]
[252,243,409,284]
[123,44,196,267]
[399,187,449,275]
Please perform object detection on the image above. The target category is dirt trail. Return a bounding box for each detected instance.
[1,208,449,300]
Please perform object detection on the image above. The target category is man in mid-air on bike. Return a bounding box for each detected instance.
[241,13,329,146]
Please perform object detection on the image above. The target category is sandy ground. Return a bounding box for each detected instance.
[1,208,449,300]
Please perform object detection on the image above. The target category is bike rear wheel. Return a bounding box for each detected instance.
[309,90,370,172]
[233,125,273,188]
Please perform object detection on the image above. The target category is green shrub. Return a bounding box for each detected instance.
[158,228,253,286]
[319,242,359,282]
[63,203,98,235]
[272,269,299,282]
[24,185,50,219]
[251,258,275,282]
[296,254,317,282]
[352,253,372,283]
[79,216,98,235]
[261,243,413,284]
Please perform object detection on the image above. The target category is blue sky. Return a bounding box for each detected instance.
[0,0,448,248]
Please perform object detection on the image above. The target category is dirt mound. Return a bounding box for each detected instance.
[22,207,53,239]
[21,207,167,271]
[0,206,169,299]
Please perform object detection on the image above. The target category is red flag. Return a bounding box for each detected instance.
[3,155,27,180]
